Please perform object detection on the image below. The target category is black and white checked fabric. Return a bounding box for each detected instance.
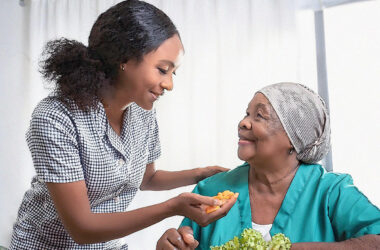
[10,96,161,249]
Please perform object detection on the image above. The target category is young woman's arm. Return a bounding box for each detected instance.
[47,181,236,244]
[140,162,228,191]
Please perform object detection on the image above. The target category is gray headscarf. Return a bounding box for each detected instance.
[258,82,331,164]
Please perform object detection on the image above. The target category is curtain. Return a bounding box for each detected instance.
[0,0,317,248]
[298,0,372,10]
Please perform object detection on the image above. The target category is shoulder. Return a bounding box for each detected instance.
[300,164,354,193]
[306,164,352,184]
[29,96,82,133]
[32,96,73,120]
[194,162,250,196]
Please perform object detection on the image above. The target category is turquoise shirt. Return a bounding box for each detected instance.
[180,163,380,249]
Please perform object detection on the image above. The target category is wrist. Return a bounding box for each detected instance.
[194,167,206,183]
[163,196,181,217]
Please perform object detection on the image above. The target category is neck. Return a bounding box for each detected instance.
[101,85,132,113]
[100,87,133,128]
[248,159,299,194]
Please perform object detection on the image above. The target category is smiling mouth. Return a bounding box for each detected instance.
[238,139,255,145]
[238,134,255,145]
[150,91,162,100]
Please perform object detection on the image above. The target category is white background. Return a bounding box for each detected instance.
[0,0,379,249]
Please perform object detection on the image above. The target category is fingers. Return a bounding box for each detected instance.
[203,194,238,223]
[185,193,221,207]
[177,192,238,228]
[178,226,198,248]
[156,228,187,250]
[211,166,230,172]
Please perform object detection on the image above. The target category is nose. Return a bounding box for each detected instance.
[238,117,252,130]
[160,76,173,91]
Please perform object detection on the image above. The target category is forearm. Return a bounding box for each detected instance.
[141,169,202,191]
[68,199,176,244]
[291,234,380,250]
[48,181,233,245]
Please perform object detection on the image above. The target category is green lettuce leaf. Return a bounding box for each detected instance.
[210,228,291,250]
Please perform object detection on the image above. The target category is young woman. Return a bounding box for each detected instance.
[10,1,236,249]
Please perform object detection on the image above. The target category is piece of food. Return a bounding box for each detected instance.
[205,190,239,214]
[210,228,291,250]
[267,233,291,250]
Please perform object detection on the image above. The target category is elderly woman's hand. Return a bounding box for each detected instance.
[156,226,198,250]
[168,192,237,227]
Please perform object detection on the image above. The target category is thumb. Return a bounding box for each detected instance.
[193,239,199,249]
[178,226,196,246]
[187,193,221,206]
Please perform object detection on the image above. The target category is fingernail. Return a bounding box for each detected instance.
[187,234,194,241]
[214,199,222,206]
[183,233,194,243]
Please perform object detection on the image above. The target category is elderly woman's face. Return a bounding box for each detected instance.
[238,93,291,164]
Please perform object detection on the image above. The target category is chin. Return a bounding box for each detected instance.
[136,101,154,110]
[237,148,254,162]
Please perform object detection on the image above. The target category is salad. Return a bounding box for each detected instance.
[210,228,291,250]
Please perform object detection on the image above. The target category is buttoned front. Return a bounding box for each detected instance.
[10,96,161,249]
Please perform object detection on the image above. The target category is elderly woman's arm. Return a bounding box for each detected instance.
[292,234,380,249]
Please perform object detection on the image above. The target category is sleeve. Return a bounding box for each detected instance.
[26,105,84,183]
[147,109,161,163]
[328,174,380,240]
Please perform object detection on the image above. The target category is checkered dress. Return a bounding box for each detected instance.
[10,96,161,249]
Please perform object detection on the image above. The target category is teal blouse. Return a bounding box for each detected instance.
[180,163,380,249]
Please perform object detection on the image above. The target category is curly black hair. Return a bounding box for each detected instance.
[40,0,179,111]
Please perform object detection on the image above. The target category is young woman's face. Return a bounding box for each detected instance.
[237,93,291,164]
[117,34,184,110]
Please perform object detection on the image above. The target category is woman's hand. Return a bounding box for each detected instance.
[140,163,229,191]
[168,192,238,227]
[196,165,229,182]
[156,226,198,250]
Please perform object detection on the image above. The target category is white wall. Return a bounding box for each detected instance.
[0,0,36,245]
[324,1,380,207]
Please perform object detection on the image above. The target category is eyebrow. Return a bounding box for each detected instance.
[159,60,176,68]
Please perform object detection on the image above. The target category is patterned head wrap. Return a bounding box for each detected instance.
[258,82,331,164]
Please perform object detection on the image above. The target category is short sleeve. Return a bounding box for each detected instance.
[147,109,161,163]
[26,103,84,183]
[328,174,380,240]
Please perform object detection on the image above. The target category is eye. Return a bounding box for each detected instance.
[158,68,167,75]
[256,112,264,119]
[244,112,250,117]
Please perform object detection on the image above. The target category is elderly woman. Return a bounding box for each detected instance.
[157,82,380,249]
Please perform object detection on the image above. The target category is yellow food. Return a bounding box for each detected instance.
[205,190,238,214]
